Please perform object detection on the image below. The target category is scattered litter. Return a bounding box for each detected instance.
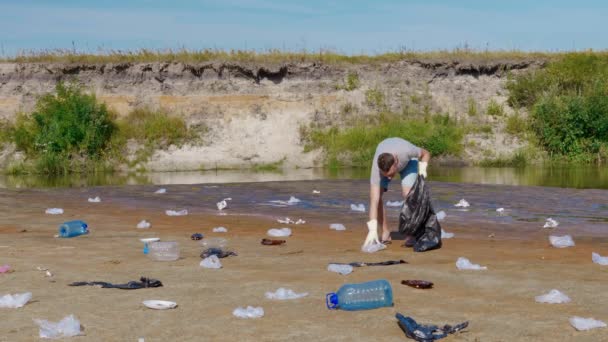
[213,227,228,233]
[261,238,285,246]
[441,229,454,239]
[350,203,366,212]
[313,190,321,194]
[543,218,559,228]
[330,223,346,231]
[361,242,387,253]
[265,288,308,300]
[436,211,446,221]
[190,233,203,240]
[334,260,407,267]
[277,217,294,224]
[454,199,470,208]
[267,228,292,237]
[233,306,264,319]
[136,220,151,229]
[287,196,301,204]
[0,292,32,308]
[456,257,487,270]
[69,277,162,289]
[45,208,63,215]
[295,219,306,224]
[401,280,433,289]
[200,237,227,249]
[327,264,353,275]
[142,300,177,310]
[0,265,11,274]
[200,255,222,269]
[216,200,227,211]
[396,313,468,340]
[569,316,607,331]
[549,235,575,248]
[200,247,237,259]
[165,209,188,216]
[87,196,101,203]
[154,188,166,194]
[45,270,53,277]
[535,289,571,304]
[224,197,232,201]
[592,252,608,265]
[496,207,505,212]
[386,200,404,207]
[34,314,82,339]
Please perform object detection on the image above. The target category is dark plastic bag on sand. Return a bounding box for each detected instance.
[398,175,442,252]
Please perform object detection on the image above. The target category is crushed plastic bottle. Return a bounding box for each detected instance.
[59,220,89,238]
[148,241,180,261]
[326,279,393,311]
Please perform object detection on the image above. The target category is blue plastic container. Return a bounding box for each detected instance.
[326,279,393,311]
[59,220,89,238]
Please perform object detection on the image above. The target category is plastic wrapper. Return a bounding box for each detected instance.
[436,211,446,221]
[569,316,606,331]
[267,228,292,237]
[592,252,608,265]
[456,257,487,270]
[233,306,264,319]
[327,264,353,275]
[154,188,166,194]
[200,255,222,269]
[212,227,228,233]
[543,218,559,228]
[0,292,32,308]
[165,209,188,216]
[216,200,227,211]
[549,235,575,248]
[34,314,82,339]
[441,229,454,239]
[45,208,63,215]
[350,203,366,212]
[454,199,470,207]
[386,200,404,207]
[137,220,151,229]
[265,288,308,300]
[361,242,386,253]
[330,223,346,231]
[535,289,571,304]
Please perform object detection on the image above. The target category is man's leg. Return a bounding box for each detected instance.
[401,160,419,246]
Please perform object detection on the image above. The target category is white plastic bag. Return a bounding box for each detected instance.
[295,219,306,224]
[165,209,188,216]
[592,252,608,265]
[287,196,301,205]
[265,288,308,300]
[212,227,228,233]
[386,200,404,207]
[277,217,294,224]
[200,255,222,269]
[329,223,346,231]
[45,208,63,215]
[436,211,446,221]
[456,257,487,270]
[441,229,454,239]
[543,218,559,228]
[535,289,571,304]
[154,188,166,194]
[327,264,353,275]
[267,228,292,237]
[233,306,264,319]
[137,220,151,229]
[361,242,386,253]
[87,196,101,203]
[216,200,227,211]
[549,235,575,248]
[454,199,470,208]
[312,190,321,194]
[496,207,505,213]
[569,316,606,331]
[350,203,366,212]
[34,314,82,339]
[0,292,32,308]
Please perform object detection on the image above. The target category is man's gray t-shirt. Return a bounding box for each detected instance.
[370,138,421,185]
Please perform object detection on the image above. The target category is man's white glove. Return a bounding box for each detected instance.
[362,219,380,248]
[418,161,428,178]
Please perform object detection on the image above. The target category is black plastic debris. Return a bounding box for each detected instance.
[329,260,408,267]
[69,277,163,290]
[200,247,237,259]
[398,175,442,252]
[396,313,468,341]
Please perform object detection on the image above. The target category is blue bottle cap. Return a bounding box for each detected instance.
[326,293,339,309]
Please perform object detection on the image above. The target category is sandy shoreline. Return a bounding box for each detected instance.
[1,188,607,341]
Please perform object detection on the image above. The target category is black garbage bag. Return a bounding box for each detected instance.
[398,175,442,252]
[396,313,469,341]
[69,277,163,289]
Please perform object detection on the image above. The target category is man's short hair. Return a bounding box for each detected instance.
[378,153,395,173]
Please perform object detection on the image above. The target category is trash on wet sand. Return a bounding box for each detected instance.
[200,247,237,259]
[386,200,404,207]
[569,316,606,331]
[34,314,82,339]
[313,190,321,194]
[269,196,301,206]
[265,288,308,300]
[200,255,222,269]
[190,233,203,240]
[69,277,163,289]
[543,218,559,228]
[361,241,387,253]
[350,203,366,212]
[441,229,454,239]
[87,196,101,203]
[332,260,407,267]
[0,292,32,308]
[396,313,468,341]
[261,238,286,246]
[137,220,151,229]
[535,289,571,304]
[436,211,446,221]
[549,235,575,248]
[496,207,505,213]
[45,208,63,215]
[154,188,166,194]
[233,306,264,319]
[148,242,180,261]
[212,227,228,233]
[327,264,354,275]
[456,257,487,270]
[267,228,292,237]
[142,300,177,310]
[592,252,608,265]
[165,209,188,216]
[454,199,470,208]
[216,200,227,211]
[277,217,294,224]
[401,280,434,289]
[330,223,346,231]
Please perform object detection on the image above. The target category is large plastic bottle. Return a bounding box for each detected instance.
[326,279,393,311]
[148,241,180,261]
[59,220,89,238]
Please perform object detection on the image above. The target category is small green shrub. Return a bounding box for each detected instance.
[467,98,478,116]
[117,107,193,148]
[336,72,360,91]
[479,150,528,167]
[486,99,504,116]
[365,88,385,109]
[505,113,529,136]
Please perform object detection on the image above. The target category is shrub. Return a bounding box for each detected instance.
[365,88,385,109]
[505,113,528,136]
[486,99,504,116]
[467,98,478,116]
[117,107,193,148]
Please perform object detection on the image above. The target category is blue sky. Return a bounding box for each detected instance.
[1,0,607,56]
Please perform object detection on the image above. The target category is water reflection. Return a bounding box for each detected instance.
[0,165,607,189]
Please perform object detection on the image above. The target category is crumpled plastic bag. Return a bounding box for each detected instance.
[569,316,606,331]
[200,255,222,269]
[350,203,366,212]
[216,200,227,211]
[543,217,559,228]
[396,313,469,341]
[456,257,487,270]
[267,228,292,237]
[535,289,571,304]
[0,292,32,308]
[165,209,188,216]
[212,227,228,233]
[154,188,166,194]
[361,241,387,253]
[45,208,63,215]
[386,200,404,207]
[265,288,308,300]
[233,306,264,319]
[87,197,101,203]
[269,196,301,206]
[327,264,353,275]
[399,175,442,252]
[549,235,575,248]
[34,314,82,339]
[137,220,151,229]
[592,252,608,265]
[330,223,346,231]
[454,199,470,208]
[496,207,505,213]
[441,229,454,239]
[436,211,446,221]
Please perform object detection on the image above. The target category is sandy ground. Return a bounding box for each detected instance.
[1,189,607,342]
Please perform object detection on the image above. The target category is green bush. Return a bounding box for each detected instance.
[117,107,193,148]
[505,113,529,136]
[365,88,385,109]
[486,99,504,116]
[344,72,360,91]
[467,98,478,116]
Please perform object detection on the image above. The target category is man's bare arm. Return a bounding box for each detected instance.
[369,184,381,221]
